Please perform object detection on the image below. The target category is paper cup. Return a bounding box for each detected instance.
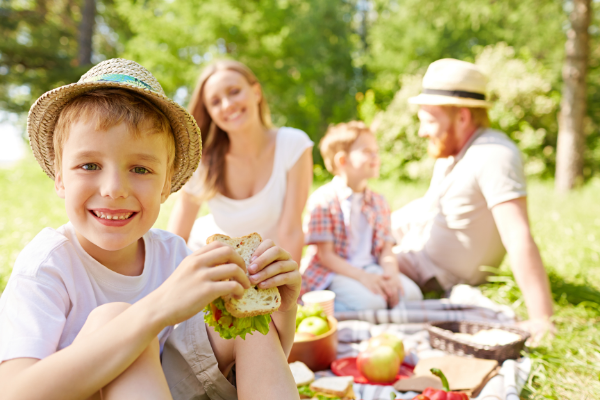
[302,290,336,317]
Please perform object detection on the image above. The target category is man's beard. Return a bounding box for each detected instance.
[428,123,459,158]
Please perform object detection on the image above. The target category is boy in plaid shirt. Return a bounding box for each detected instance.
[302,122,423,311]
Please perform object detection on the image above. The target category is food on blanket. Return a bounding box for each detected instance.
[420,368,469,400]
[203,233,280,339]
[411,396,431,400]
[451,328,521,346]
[309,376,355,400]
[290,361,316,398]
[367,333,405,361]
[296,304,328,328]
[357,345,401,383]
[294,304,330,341]
[298,316,330,336]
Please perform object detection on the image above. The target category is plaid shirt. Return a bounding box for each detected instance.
[301,177,395,295]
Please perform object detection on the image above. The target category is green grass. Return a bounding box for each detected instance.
[1,155,599,398]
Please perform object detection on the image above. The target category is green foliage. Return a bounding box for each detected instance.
[113,0,359,160]
[0,0,133,114]
[367,0,566,102]
[373,43,561,180]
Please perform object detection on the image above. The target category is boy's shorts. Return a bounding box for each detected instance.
[162,312,238,400]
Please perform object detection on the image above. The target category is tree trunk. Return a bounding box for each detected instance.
[77,0,96,66]
[555,0,591,192]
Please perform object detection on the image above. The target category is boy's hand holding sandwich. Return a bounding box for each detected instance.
[153,236,300,332]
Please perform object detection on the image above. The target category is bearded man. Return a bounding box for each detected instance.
[392,59,553,338]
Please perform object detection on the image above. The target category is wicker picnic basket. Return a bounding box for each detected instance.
[427,321,531,363]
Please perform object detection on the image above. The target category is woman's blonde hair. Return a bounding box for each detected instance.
[188,60,272,200]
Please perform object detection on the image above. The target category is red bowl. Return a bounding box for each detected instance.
[288,316,338,371]
[331,357,414,385]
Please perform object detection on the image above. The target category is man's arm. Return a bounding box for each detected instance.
[491,197,553,330]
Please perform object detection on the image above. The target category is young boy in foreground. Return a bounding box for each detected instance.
[302,122,423,311]
[0,59,300,400]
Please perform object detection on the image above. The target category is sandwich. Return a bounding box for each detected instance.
[289,361,316,399]
[203,233,281,339]
[309,376,356,400]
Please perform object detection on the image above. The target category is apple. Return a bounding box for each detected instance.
[356,345,400,383]
[297,316,329,336]
[368,333,405,361]
[294,332,316,342]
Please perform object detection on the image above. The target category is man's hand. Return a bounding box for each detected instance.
[517,318,556,346]
[247,239,301,313]
[153,241,252,327]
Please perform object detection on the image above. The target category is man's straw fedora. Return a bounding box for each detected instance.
[409,58,492,108]
[27,58,201,193]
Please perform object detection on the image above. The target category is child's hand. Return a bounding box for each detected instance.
[382,273,404,308]
[153,241,251,327]
[247,240,301,313]
[361,271,389,299]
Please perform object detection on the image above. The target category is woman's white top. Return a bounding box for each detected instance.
[183,127,313,250]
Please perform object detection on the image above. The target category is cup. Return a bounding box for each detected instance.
[302,290,336,317]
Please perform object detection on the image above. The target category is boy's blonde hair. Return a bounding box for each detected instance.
[319,121,373,174]
[53,89,176,176]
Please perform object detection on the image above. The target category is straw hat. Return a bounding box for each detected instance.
[27,58,201,193]
[409,59,492,108]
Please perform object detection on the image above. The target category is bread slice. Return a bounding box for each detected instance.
[206,233,281,318]
[289,361,315,387]
[309,376,354,398]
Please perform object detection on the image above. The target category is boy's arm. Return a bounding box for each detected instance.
[0,297,165,400]
[0,243,251,400]
[248,240,302,358]
[378,242,403,307]
[316,241,387,299]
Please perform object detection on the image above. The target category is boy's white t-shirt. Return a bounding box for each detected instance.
[346,193,377,269]
[0,222,191,363]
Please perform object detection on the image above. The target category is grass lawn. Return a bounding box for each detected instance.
[1,154,599,399]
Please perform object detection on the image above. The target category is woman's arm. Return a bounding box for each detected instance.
[168,190,201,242]
[277,148,313,264]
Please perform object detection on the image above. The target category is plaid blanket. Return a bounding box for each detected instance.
[319,289,530,400]
[334,300,515,326]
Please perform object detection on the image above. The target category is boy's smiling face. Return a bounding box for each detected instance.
[55,119,171,253]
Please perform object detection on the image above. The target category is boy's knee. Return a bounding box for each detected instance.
[86,302,131,328]
[362,294,387,310]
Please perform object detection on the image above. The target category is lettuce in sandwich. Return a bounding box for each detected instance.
[204,297,272,340]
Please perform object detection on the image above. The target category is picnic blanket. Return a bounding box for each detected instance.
[319,285,531,400]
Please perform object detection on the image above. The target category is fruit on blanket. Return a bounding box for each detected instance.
[297,316,330,336]
[411,396,431,400]
[422,368,469,400]
[356,345,400,383]
[368,333,405,361]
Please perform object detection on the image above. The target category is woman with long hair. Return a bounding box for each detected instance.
[168,60,313,263]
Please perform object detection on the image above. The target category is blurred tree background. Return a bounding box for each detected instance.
[1,0,598,178]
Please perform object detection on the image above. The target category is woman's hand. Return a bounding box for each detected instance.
[247,239,301,312]
[152,241,251,327]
